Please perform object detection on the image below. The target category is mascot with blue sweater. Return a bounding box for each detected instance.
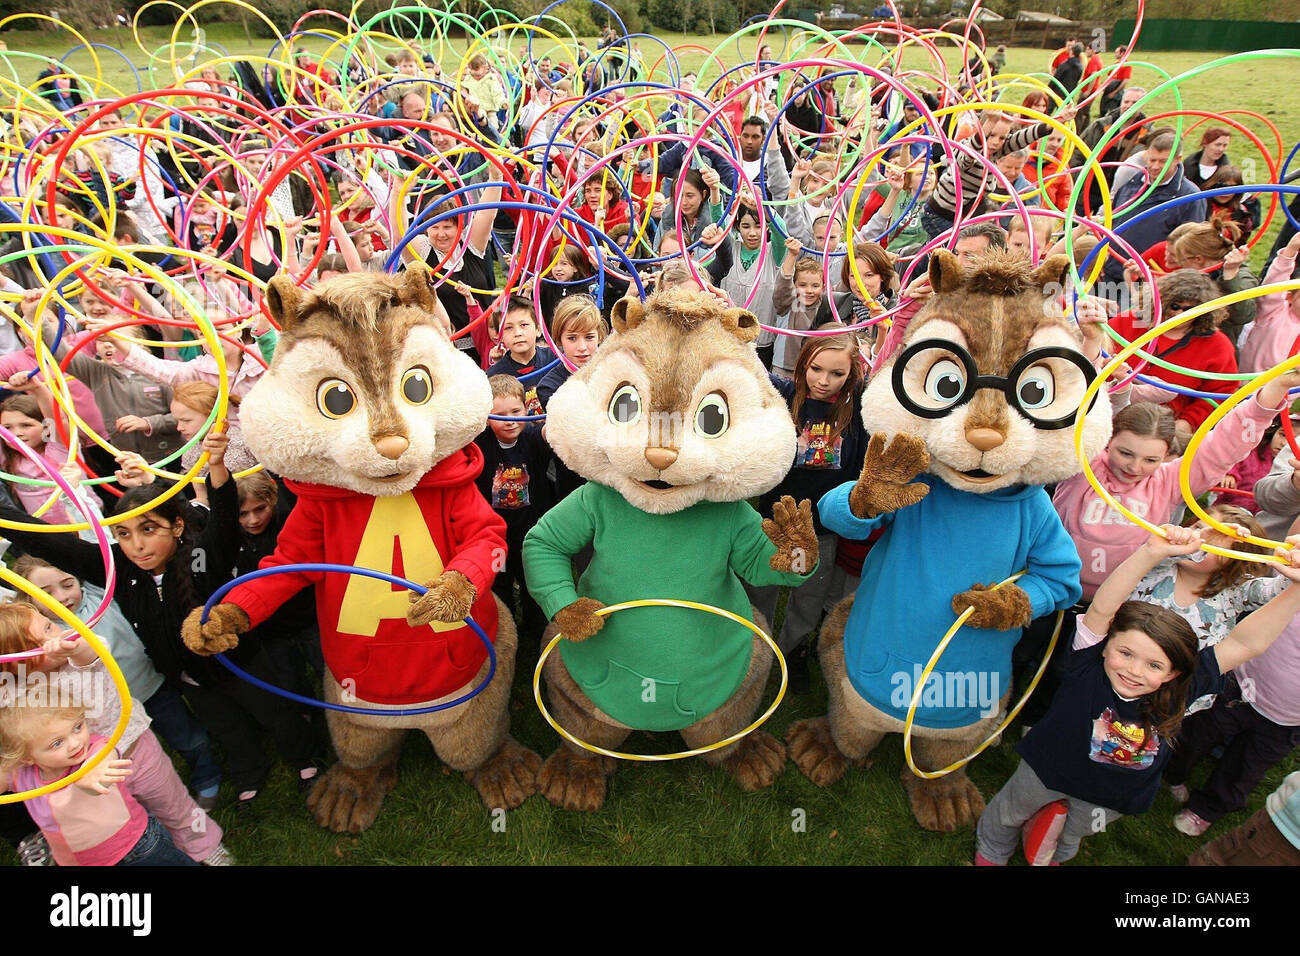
[786,249,1113,831]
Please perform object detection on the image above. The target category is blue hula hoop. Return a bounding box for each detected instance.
[203,563,497,716]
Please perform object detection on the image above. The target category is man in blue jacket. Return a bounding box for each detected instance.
[1103,130,1206,286]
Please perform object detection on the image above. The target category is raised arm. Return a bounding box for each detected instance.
[1082,524,1202,637]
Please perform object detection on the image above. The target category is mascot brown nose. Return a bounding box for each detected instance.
[374,435,409,460]
[644,446,679,471]
[965,428,1005,452]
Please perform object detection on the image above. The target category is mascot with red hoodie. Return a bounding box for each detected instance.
[182,266,539,832]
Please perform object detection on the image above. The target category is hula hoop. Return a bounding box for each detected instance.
[201,563,497,716]
[901,574,1064,779]
[532,598,787,761]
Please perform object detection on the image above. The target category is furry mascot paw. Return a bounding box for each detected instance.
[306,761,400,834]
[785,717,851,787]
[181,603,250,656]
[902,772,986,832]
[538,749,617,811]
[849,433,931,518]
[763,496,819,573]
[951,582,1034,630]
[723,731,787,790]
[465,738,542,810]
[407,570,476,626]
[553,597,607,642]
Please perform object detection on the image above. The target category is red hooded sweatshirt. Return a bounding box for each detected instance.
[225,446,506,704]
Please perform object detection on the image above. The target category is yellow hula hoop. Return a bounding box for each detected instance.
[0,562,131,804]
[532,598,787,762]
[1073,280,1300,563]
[901,573,1064,779]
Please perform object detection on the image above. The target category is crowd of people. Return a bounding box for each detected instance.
[0,15,1297,867]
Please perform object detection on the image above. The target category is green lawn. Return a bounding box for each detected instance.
[116,642,1295,866]
[0,23,1295,864]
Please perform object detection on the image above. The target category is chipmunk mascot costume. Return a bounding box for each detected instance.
[522,289,818,811]
[786,250,1113,831]
[183,266,540,832]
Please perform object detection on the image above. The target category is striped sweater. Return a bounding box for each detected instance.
[928,121,1051,219]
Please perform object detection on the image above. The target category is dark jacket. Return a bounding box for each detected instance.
[0,477,250,688]
[1103,164,1206,284]
[1183,150,1230,189]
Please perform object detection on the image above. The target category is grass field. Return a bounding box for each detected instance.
[0,22,1296,865]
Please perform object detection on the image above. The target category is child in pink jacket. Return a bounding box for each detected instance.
[1239,232,1300,373]
[1052,369,1299,601]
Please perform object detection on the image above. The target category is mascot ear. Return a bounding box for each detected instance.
[1030,254,1073,292]
[929,248,964,293]
[265,276,303,331]
[720,307,760,344]
[396,262,440,313]
[611,295,647,334]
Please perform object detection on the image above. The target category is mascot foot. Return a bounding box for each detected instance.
[785,718,849,787]
[465,738,541,810]
[721,731,786,791]
[902,773,986,832]
[306,761,399,833]
[538,748,615,812]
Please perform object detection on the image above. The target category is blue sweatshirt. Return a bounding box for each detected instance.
[818,475,1083,728]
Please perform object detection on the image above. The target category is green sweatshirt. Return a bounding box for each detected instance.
[523,482,814,731]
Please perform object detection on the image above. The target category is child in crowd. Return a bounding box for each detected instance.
[1239,231,1300,373]
[1217,419,1287,512]
[12,554,224,813]
[0,601,231,864]
[475,376,556,657]
[771,239,835,378]
[537,244,595,325]
[0,372,103,532]
[750,326,869,690]
[1,706,196,865]
[1165,523,1300,839]
[977,523,1300,866]
[486,296,557,417]
[535,294,606,410]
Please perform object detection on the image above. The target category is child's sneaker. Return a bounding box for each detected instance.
[201,844,236,866]
[1168,783,1190,804]
[1173,808,1212,837]
[973,851,1003,866]
[16,832,51,866]
[1022,800,1069,866]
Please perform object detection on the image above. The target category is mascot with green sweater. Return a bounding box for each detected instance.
[523,289,818,811]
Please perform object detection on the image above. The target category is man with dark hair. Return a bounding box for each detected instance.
[954,221,1008,267]
[738,110,791,202]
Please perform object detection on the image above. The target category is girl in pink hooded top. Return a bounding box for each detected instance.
[1052,368,1299,599]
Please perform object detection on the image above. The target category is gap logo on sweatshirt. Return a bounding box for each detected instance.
[1081,496,1150,526]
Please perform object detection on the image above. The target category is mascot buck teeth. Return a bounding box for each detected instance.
[786,249,1113,831]
[182,266,540,832]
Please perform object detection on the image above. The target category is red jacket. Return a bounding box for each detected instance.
[1111,310,1238,430]
[226,446,506,704]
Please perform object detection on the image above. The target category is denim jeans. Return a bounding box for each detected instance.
[920,206,955,240]
[143,685,222,795]
[118,814,198,867]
